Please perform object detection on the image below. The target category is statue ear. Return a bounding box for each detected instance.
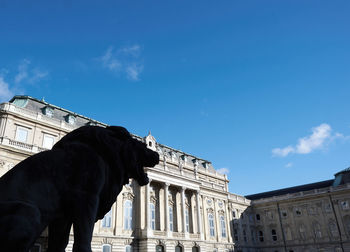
[106,126,131,141]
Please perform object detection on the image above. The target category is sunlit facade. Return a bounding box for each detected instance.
[1,95,349,252]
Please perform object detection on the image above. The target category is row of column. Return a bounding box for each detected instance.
[144,179,203,239]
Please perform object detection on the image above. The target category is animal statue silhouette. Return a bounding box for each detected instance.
[0,125,159,252]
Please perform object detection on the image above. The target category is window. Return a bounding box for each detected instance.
[295,208,302,216]
[102,244,111,252]
[220,216,226,238]
[15,126,28,142]
[125,245,133,252]
[150,203,156,230]
[175,245,183,252]
[329,221,338,237]
[313,222,322,239]
[234,228,239,242]
[256,214,260,221]
[341,201,349,210]
[251,229,255,243]
[192,247,199,252]
[43,134,54,149]
[208,213,215,237]
[185,208,189,232]
[243,229,247,242]
[258,230,264,242]
[232,210,236,218]
[149,141,152,147]
[169,206,174,231]
[299,224,306,240]
[124,200,133,230]
[156,245,164,252]
[271,229,277,241]
[102,209,112,228]
[281,210,288,218]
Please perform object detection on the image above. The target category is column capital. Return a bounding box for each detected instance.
[164,182,170,187]
[181,186,186,192]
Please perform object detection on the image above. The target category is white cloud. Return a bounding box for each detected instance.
[119,45,141,57]
[101,47,122,72]
[285,162,293,168]
[295,123,331,154]
[272,146,294,157]
[15,59,30,84]
[99,45,143,81]
[217,167,230,175]
[14,59,48,84]
[0,77,13,102]
[272,123,344,157]
[126,63,143,81]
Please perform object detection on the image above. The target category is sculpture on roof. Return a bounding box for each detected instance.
[0,125,159,252]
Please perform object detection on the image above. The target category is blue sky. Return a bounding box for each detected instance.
[0,0,349,195]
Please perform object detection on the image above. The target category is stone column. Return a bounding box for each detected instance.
[202,196,208,240]
[196,190,204,239]
[145,179,152,236]
[164,183,170,236]
[214,199,220,241]
[225,202,232,243]
[181,187,187,234]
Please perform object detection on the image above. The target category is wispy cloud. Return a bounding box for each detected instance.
[0,59,48,102]
[217,167,230,175]
[0,77,13,102]
[285,162,293,168]
[14,59,48,84]
[99,45,143,81]
[272,123,346,157]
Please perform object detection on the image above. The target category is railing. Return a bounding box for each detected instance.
[8,139,33,151]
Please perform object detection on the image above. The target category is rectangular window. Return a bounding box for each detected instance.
[220,216,226,238]
[15,126,28,143]
[43,134,55,149]
[169,206,173,231]
[185,208,189,232]
[208,213,215,237]
[234,228,239,242]
[150,203,156,230]
[102,209,112,228]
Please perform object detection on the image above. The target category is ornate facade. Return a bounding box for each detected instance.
[0,95,349,252]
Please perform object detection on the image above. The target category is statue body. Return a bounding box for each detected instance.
[0,126,159,252]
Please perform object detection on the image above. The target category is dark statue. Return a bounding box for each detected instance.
[0,126,159,252]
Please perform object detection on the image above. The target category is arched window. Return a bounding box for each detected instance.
[102,244,111,252]
[208,213,215,237]
[271,229,277,241]
[192,246,199,252]
[156,245,164,252]
[175,245,183,252]
[169,206,174,231]
[329,221,338,238]
[313,222,322,239]
[150,203,156,230]
[124,200,133,230]
[258,230,264,242]
[299,224,306,240]
[125,245,133,252]
[102,209,112,228]
[185,208,189,232]
[220,215,227,238]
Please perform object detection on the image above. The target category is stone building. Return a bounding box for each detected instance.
[0,95,349,252]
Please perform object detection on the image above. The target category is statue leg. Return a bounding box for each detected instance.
[0,201,41,251]
[47,218,72,252]
[70,192,99,252]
